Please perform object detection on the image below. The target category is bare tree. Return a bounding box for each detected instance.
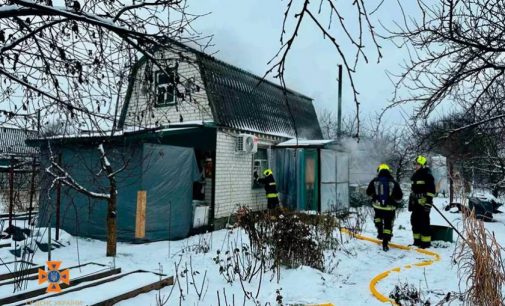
[0,0,208,132]
[415,111,505,198]
[318,109,356,140]
[0,0,208,256]
[45,142,130,256]
[389,0,505,127]
[271,0,384,137]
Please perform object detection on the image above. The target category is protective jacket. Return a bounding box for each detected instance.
[366,170,403,211]
[257,174,279,209]
[410,166,436,248]
[410,167,436,207]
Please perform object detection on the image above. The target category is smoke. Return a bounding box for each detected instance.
[339,137,393,185]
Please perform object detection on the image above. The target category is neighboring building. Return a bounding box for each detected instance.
[34,39,349,242]
[431,155,449,196]
[0,127,38,214]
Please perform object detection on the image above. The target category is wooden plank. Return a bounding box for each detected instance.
[91,276,174,306]
[0,262,107,287]
[0,268,122,305]
[15,270,156,306]
[0,266,44,282]
[135,190,147,239]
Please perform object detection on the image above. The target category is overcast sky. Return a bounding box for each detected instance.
[192,0,420,127]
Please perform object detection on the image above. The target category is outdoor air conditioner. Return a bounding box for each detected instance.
[236,134,258,153]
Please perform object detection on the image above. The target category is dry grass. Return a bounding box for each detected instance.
[454,210,505,306]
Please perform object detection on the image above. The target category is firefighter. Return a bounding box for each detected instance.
[409,155,436,248]
[366,163,403,251]
[254,168,280,209]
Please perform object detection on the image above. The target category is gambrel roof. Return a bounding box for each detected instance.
[0,127,38,157]
[119,39,322,139]
[197,54,322,139]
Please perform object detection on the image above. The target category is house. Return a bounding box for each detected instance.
[34,39,348,242]
[116,40,329,222]
[0,127,38,218]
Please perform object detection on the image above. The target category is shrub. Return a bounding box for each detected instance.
[350,189,371,208]
[236,207,339,274]
[454,210,505,306]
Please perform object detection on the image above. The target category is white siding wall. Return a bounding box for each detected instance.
[123,49,213,128]
[214,129,284,218]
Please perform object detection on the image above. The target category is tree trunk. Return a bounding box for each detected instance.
[106,184,117,257]
[8,156,14,229]
[449,160,454,204]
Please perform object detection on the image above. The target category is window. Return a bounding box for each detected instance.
[155,69,176,107]
[252,148,269,189]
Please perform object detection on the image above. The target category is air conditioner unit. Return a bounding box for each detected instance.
[236,134,258,153]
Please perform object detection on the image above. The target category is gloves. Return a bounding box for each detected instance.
[418,197,427,205]
[424,204,432,213]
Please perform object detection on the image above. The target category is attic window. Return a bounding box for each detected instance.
[155,69,176,107]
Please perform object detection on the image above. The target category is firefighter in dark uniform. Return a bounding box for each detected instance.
[366,164,403,251]
[409,155,436,248]
[254,168,280,209]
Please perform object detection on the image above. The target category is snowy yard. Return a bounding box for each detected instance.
[0,197,503,305]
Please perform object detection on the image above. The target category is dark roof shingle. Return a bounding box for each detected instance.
[197,54,322,139]
[0,127,38,156]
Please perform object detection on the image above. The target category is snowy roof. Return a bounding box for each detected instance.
[28,126,204,146]
[0,127,38,157]
[276,139,335,147]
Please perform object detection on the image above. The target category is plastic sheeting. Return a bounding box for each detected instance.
[273,148,303,210]
[321,149,350,212]
[38,143,200,242]
[141,143,201,240]
[273,148,349,212]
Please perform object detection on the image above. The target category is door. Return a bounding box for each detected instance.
[320,150,350,212]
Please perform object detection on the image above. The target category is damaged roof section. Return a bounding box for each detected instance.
[0,127,38,157]
[197,54,322,139]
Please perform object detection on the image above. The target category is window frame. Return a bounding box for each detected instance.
[154,68,177,107]
[252,147,269,189]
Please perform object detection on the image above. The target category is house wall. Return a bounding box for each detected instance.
[214,128,285,219]
[123,47,213,128]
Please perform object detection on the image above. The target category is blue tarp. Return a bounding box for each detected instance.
[38,143,200,241]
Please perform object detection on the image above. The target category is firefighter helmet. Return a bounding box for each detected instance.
[416,155,428,166]
[263,168,273,176]
[377,163,391,172]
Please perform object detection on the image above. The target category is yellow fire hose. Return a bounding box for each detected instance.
[341,228,441,305]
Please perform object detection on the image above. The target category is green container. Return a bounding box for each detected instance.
[431,225,453,242]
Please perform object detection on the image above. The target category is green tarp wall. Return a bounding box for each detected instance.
[38,143,200,241]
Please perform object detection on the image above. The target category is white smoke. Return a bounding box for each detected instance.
[339,137,393,186]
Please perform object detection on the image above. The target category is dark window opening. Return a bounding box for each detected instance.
[155,69,176,107]
[252,148,269,189]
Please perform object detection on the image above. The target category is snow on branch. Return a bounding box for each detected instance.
[0,0,211,134]
[45,142,127,200]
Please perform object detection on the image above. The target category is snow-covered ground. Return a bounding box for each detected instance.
[0,197,504,305]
